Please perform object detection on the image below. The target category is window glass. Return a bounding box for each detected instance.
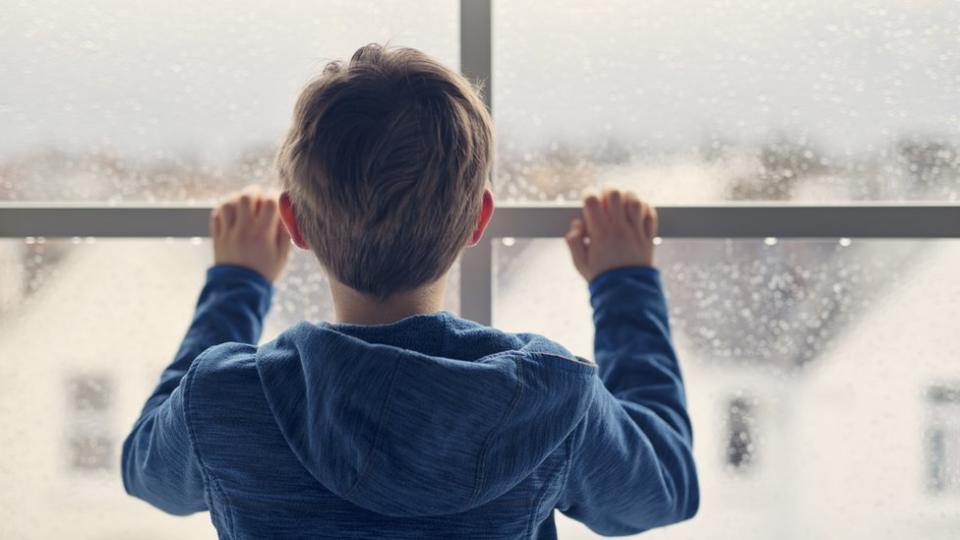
[0,237,456,537]
[494,238,960,539]
[494,0,960,202]
[0,0,458,202]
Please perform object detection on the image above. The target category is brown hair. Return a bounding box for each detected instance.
[276,44,493,300]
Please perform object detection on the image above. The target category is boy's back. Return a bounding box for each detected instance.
[121,44,698,539]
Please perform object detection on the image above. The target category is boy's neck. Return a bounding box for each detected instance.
[328,276,448,326]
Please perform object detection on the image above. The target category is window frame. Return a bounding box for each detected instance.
[0,0,959,325]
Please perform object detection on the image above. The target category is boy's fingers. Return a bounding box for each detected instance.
[209,208,221,238]
[220,202,237,230]
[643,204,660,239]
[564,218,588,273]
[257,197,278,223]
[237,193,255,223]
[581,190,606,236]
[640,201,658,239]
[637,201,649,238]
[605,188,626,225]
[624,192,641,228]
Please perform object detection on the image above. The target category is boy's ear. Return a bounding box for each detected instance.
[466,188,495,247]
[278,192,310,249]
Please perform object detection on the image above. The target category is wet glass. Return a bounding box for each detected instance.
[494,237,960,540]
[0,237,457,538]
[493,0,960,203]
[0,0,458,202]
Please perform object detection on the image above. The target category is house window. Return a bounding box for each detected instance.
[66,374,114,472]
[725,396,757,473]
[926,384,960,495]
[69,374,112,413]
[68,434,113,472]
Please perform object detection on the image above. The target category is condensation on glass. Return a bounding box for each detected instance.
[493,237,960,539]
[0,237,458,538]
[494,0,960,202]
[0,238,219,537]
[0,1,458,202]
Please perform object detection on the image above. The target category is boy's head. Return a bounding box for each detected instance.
[276,44,494,301]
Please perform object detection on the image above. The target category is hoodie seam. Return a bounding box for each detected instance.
[469,353,526,506]
[526,440,571,538]
[183,351,239,538]
[558,429,577,504]
[534,352,597,375]
[343,350,405,499]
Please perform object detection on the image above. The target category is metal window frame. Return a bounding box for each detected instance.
[2,203,959,325]
[1,0,959,326]
[9,203,958,239]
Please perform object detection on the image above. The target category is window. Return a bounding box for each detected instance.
[0,236,460,537]
[66,374,114,472]
[68,434,113,472]
[494,238,960,539]
[69,374,112,413]
[0,1,458,536]
[2,1,960,539]
[493,0,960,203]
[0,0,458,202]
[926,384,960,495]
[725,396,757,473]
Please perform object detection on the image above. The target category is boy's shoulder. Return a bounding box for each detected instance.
[181,318,598,399]
[184,342,261,404]
[190,342,259,376]
[417,311,596,375]
[509,331,596,375]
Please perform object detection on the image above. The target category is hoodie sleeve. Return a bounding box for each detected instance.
[556,266,699,535]
[121,264,273,514]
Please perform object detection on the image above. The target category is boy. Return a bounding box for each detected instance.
[122,44,698,539]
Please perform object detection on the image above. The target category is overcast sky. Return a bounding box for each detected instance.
[495,0,959,153]
[1,0,957,162]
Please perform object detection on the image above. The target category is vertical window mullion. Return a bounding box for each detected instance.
[459,0,494,324]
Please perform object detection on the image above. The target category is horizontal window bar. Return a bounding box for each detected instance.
[489,204,960,239]
[1,203,958,238]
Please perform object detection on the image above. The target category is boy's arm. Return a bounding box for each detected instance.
[556,189,699,534]
[557,266,699,534]
[121,191,290,514]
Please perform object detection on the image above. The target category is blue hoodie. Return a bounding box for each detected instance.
[122,264,698,539]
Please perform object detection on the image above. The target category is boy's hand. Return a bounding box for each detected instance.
[210,190,292,282]
[565,188,658,282]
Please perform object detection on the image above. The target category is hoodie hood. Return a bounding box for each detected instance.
[255,311,597,517]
